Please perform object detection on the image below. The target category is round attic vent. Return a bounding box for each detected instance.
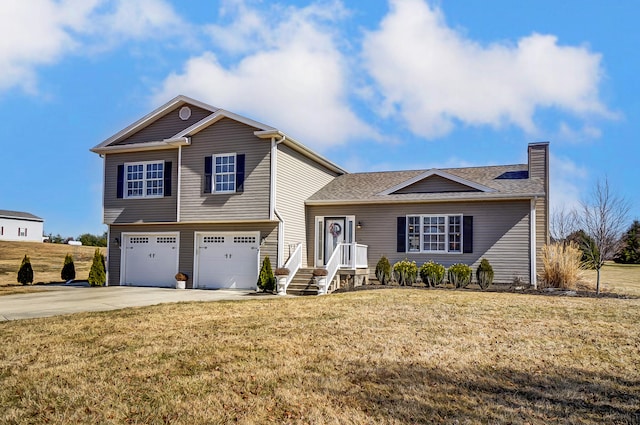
[179,106,192,121]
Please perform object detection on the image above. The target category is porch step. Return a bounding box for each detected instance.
[286,268,319,296]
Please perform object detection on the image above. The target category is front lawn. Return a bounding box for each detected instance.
[1,289,638,424]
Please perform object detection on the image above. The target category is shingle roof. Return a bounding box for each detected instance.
[307,164,544,204]
[0,210,43,221]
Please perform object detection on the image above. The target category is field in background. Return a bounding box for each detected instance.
[0,241,106,286]
[1,289,638,424]
[581,262,640,296]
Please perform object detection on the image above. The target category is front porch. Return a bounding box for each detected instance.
[280,242,369,296]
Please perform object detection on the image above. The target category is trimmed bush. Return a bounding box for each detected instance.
[419,260,445,287]
[175,272,188,281]
[448,263,472,288]
[475,258,494,290]
[88,249,106,287]
[257,256,276,292]
[312,268,328,277]
[393,259,418,286]
[17,254,34,285]
[540,242,582,290]
[61,253,76,282]
[375,256,392,285]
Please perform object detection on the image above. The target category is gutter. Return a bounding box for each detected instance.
[305,193,546,206]
[90,136,190,155]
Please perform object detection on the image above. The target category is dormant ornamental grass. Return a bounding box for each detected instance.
[1,289,639,424]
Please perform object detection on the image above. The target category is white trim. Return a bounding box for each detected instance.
[378,169,497,195]
[193,231,260,289]
[212,153,237,193]
[177,145,182,222]
[120,231,180,287]
[314,215,355,267]
[305,194,543,206]
[406,214,464,254]
[123,160,165,199]
[92,95,217,150]
[91,137,190,155]
[174,109,276,138]
[530,198,537,289]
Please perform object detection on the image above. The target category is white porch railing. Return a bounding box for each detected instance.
[322,243,368,294]
[282,242,303,292]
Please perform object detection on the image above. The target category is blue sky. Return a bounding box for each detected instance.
[0,0,638,237]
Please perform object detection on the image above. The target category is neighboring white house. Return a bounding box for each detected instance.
[0,210,44,242]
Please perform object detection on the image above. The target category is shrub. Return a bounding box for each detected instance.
[61,253,76,282]
[540,242,582,290]
[419,261,445,287]
[447,263,472,288]
[257,256,276,292]
[175,272,188,281]
[475,258,494,290]
[88,249,106,287]
[17,254,34,285]
[393,259,418,286]
[375,256,392,285]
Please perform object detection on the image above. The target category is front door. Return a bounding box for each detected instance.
[324,217,346,263]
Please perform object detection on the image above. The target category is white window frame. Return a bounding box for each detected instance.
[406,214,463,254]
[213,153,236,193]
[124,161,164,199]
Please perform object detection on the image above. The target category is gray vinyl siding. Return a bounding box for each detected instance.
[107,222,278,287]
[115,104,211,145]
[179,118,271,221]
[104,150,178,224]
[307,200,531,284]
[276,144,339,267]
[395,175,479,194]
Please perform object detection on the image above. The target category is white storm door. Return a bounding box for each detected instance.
[195,232,259,289]
[122,233,179,287]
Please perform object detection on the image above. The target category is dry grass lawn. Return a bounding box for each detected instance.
[581,262,640,297]
[1,289,639,424]
[0,241,106,290]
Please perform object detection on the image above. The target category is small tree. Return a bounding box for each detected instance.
[17,254,34,285]
[88,249,106,287]
[580,178,630,295]
[257,256,276,292]
[375,256,392,285]
[614,220,640,264]
[61,253,76,282]
[476,258,494,290]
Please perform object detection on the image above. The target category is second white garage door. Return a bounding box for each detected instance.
[194,232,260,289]
[122,233,179,287]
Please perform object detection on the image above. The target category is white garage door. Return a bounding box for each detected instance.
[195,232,259,289]
[122,233,179,287]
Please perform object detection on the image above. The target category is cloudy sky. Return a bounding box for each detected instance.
[0,0,637,237]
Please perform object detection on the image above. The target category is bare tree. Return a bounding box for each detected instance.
[550,206,579,242]
[579,177,630,294]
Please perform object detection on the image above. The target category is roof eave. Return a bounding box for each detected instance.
[255,130,348,175]
[305,193,545,206]
[90,137,191,155]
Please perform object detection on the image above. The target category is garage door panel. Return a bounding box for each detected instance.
[123,234,178,288]
[196,232,258,289]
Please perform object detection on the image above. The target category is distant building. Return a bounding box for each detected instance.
[0,210,44,242]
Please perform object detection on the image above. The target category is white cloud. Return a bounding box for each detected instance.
[0,0,182,93]
[155,0,374,149]
[362,0,611,139]
[549,153,588,214]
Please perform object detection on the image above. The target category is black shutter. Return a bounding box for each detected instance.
[164,161,172,197]
[397,216,406,253]
[204,156,212,193]
[117,165,124,199]
[463,216,473,253]
[236,154,245,193]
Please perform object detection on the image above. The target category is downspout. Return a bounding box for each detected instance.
[177,144,182,222]
[530,197,537,289]
[271,134,287,266]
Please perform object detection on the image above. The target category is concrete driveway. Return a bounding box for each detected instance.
[0,285,276,321]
